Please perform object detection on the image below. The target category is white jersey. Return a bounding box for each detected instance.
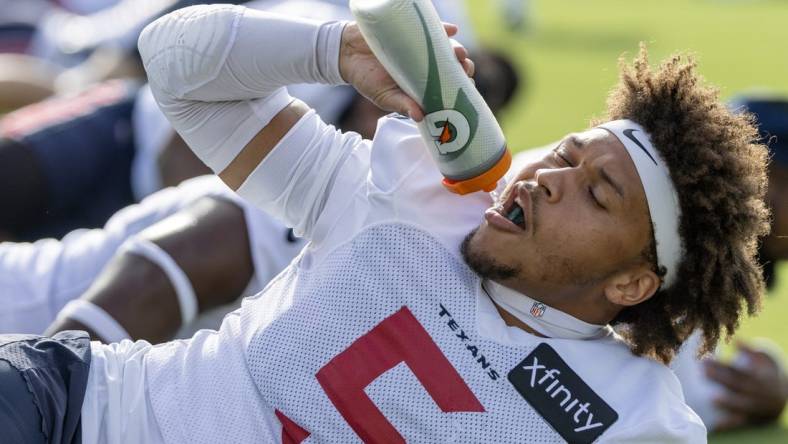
[0,175,304,336]
[85,114,705,443]
[670,332,721,430]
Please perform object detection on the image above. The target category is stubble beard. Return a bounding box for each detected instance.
[460,227,520,281]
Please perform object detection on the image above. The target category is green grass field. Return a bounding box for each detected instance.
[465,0,788,441]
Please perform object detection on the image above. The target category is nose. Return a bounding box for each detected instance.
[534,168,562,203]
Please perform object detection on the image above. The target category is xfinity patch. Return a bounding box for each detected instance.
[508,343,618,443]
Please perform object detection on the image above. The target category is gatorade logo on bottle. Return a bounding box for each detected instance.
[426,110,470,154]
[415,3,478,158]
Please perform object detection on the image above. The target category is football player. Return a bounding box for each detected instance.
[0,4,769,443]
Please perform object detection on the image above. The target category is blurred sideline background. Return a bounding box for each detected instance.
[465,0,788,441]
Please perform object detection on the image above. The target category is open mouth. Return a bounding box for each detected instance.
[486,181,530,234]
[505,202,526,230]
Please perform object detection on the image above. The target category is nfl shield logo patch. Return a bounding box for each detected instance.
[530,302,546,318]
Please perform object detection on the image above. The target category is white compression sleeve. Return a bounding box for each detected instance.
[119,238,198,326]
[138,4,347,172]
[56,300,131,343]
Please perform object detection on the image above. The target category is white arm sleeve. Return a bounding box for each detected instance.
[139,4,367,239]
[138,4,346,172]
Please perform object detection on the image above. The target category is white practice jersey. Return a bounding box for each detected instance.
[670,332,721,430]
[0,175,305,336]
[86,114,706,443]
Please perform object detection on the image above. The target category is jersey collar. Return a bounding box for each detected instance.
[482,280,608,340]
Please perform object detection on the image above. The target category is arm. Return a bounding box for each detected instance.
[672,330,787,432]
[139,4,345,188]
[138,4,435,236]
[45,196,254,344]
[703,342,788,431]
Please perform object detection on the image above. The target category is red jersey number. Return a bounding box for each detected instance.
[315,306,484,443]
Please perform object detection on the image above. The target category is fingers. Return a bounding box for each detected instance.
[704,359,758,395]
[713,391,759,415]
[714,412,748,432]
[452,40,468,61]
[404,95,425,121]
[461,57,475,78]
[379,89,424,122]
[443,22,458,37]
[734,341,764,367]
[733,341,782,370]
[451,40,474,77]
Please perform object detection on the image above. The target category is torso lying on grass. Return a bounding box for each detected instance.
[84,115,705,443]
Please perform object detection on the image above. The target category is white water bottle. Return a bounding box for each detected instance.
[350,0,511,195]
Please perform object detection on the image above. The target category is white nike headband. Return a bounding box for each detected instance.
[598,119,683,288]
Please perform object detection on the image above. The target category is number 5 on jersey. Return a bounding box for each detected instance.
[313,306,485,443]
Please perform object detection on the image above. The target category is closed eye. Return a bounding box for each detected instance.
[588,186,605,210]
[553,148,573,167]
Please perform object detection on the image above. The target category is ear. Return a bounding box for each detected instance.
[603,265,661,307]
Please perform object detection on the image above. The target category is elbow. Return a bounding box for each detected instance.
[138,4,244,99]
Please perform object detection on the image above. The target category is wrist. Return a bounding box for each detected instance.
[338,23,364,85]
[316,20,349,85]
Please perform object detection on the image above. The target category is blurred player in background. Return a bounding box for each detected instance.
[0,0,190,110]
[0,80,147,242]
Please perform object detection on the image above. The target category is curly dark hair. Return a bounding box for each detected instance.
[597,44,771,363]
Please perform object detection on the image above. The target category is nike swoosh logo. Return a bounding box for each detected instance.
[622,129,657,165]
